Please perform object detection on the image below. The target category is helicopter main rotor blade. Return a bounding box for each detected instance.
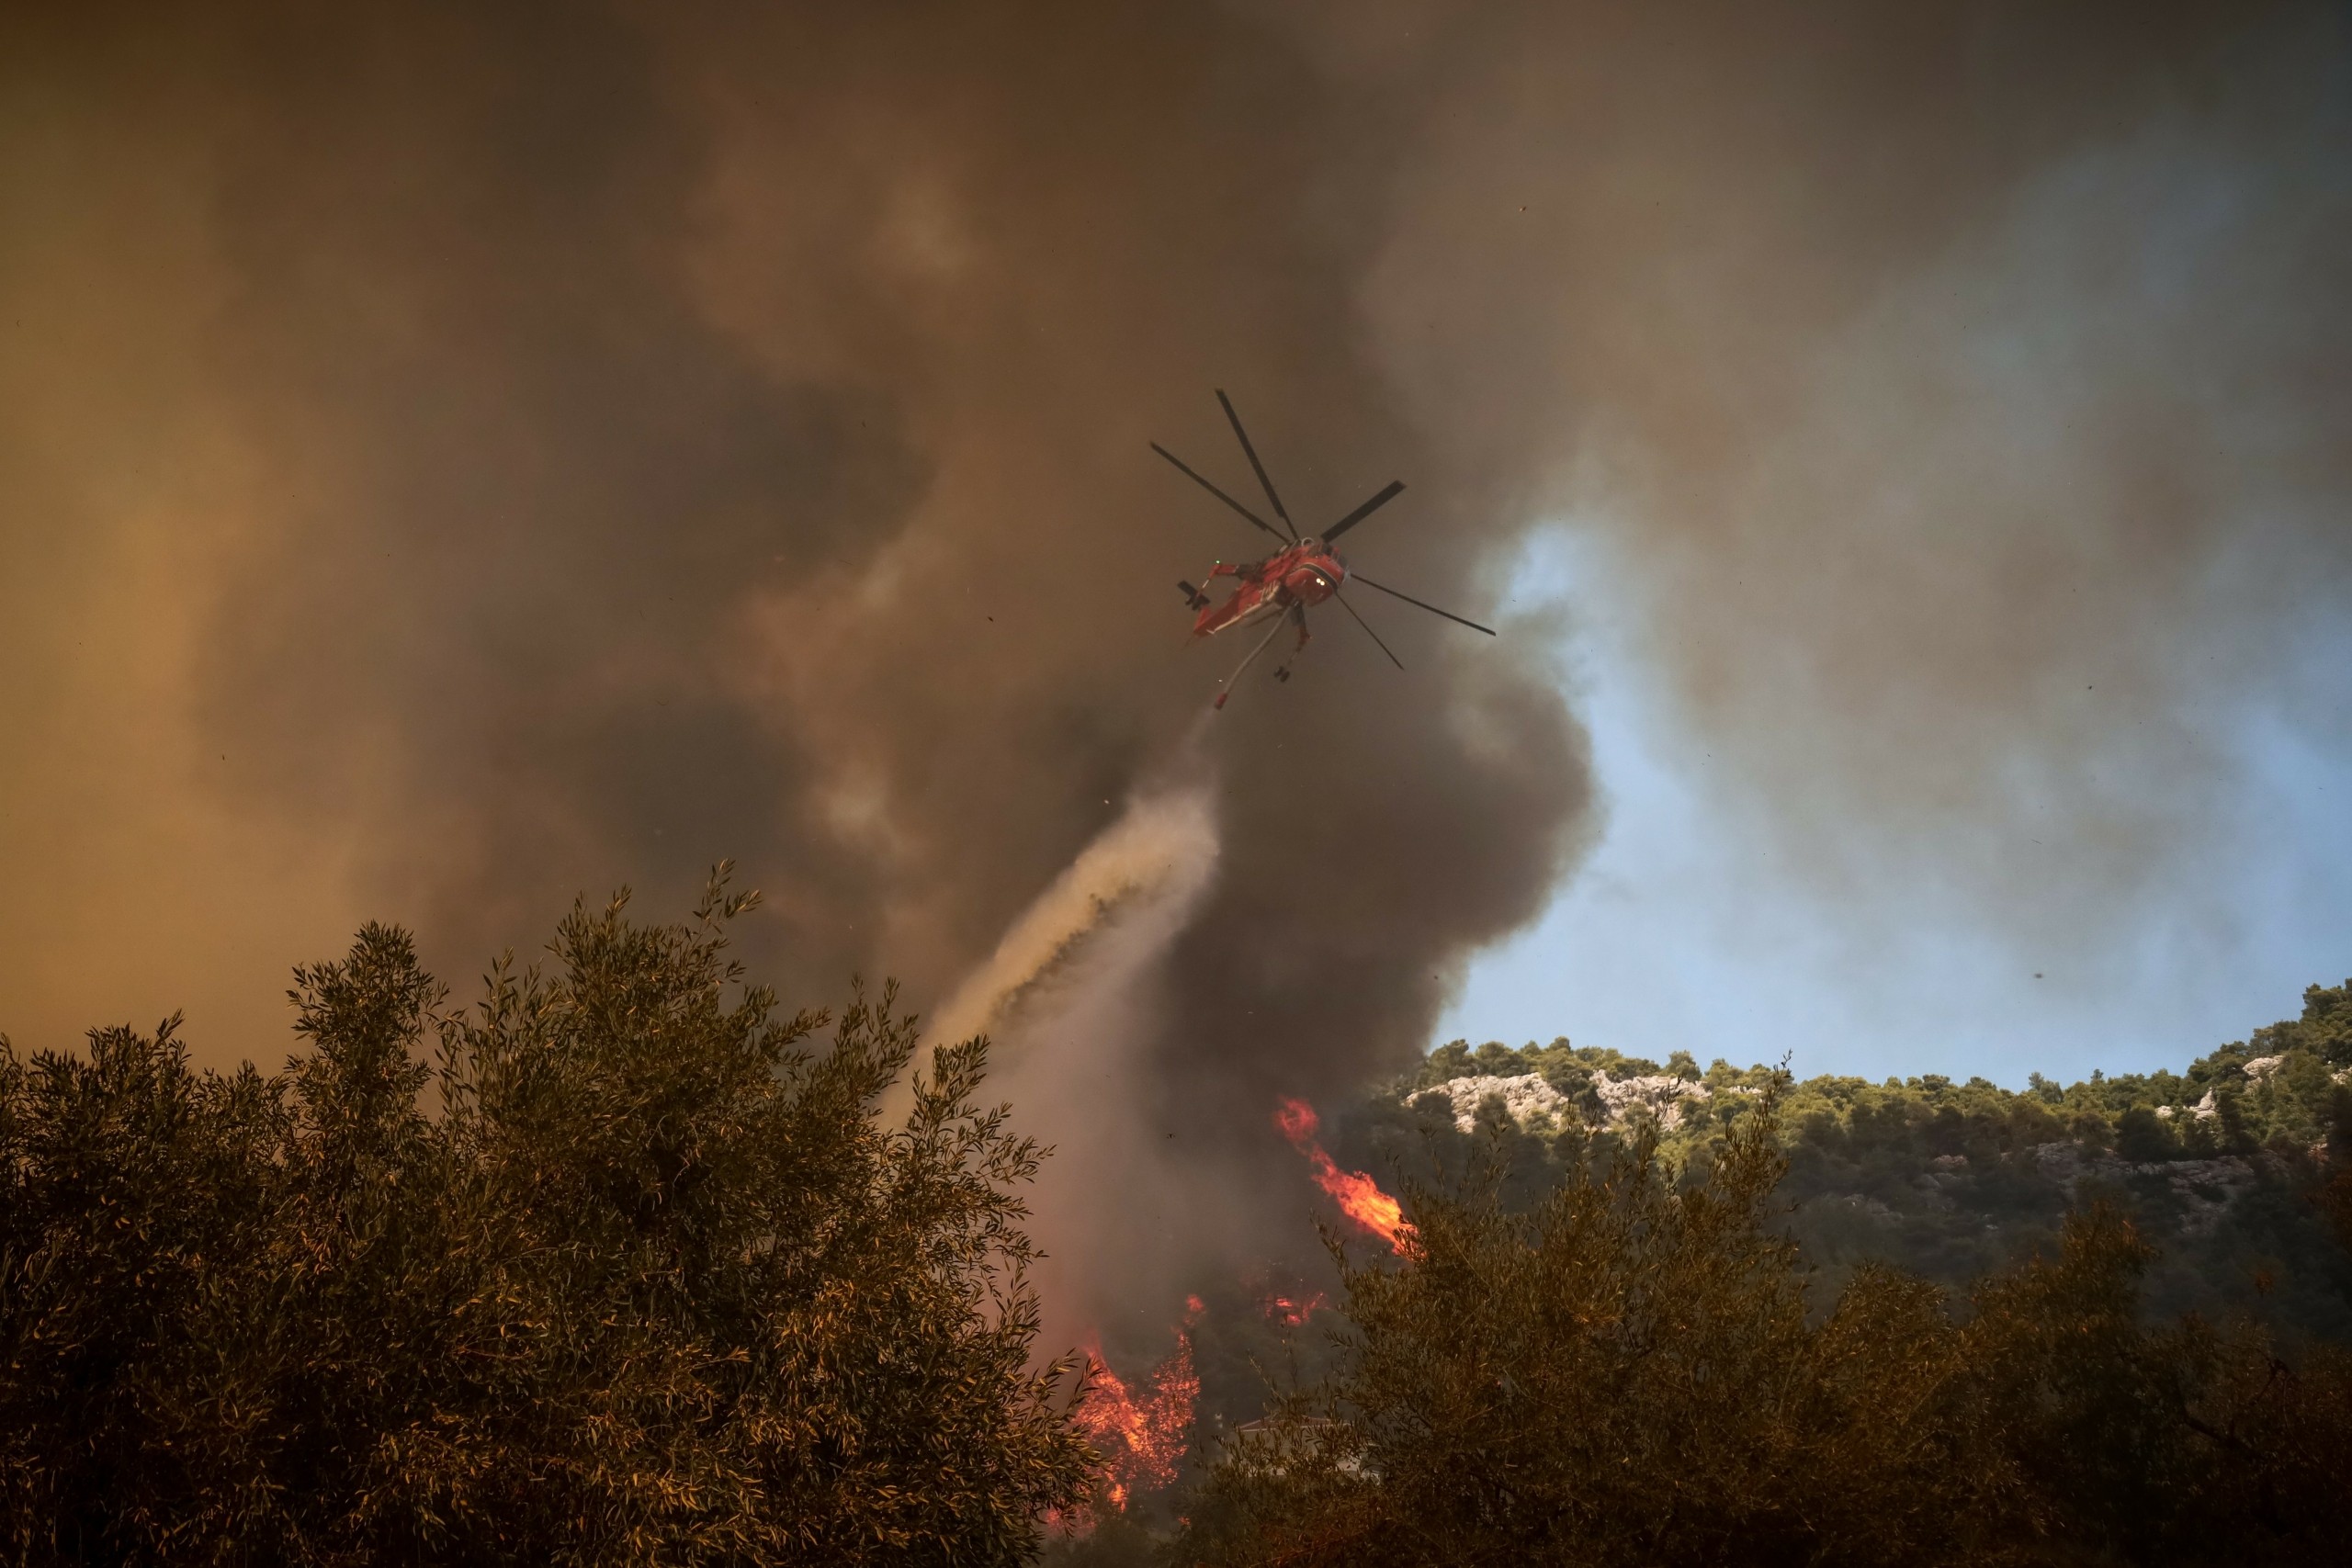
[1321,480,1406,543]
[1216,389,1298,543]
[1351,574,1497,636]
[1334,590,1405,671]
[1150,442,1289,543]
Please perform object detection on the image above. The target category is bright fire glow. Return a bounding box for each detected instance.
[1260,1290,1326,1327]
[1071,1303,1201,1510]
[1274,1097,1417,1254]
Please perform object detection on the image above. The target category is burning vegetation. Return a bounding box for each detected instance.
[1071,1303,1203,1512]
[7,897,2352,1566]
[1179,1073,2352,1568]
[9,1,2352,1564]
[1273,1097,1416,1255]
[1257,1290,1326,1329]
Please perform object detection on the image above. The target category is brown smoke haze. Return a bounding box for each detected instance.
[5,1,2349,1335]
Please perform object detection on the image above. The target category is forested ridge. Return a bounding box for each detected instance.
[1170,1081,2352,1568]
[1085,987,2352,1566]
[6,889,2352,1564]
[1374,983,2352,1342]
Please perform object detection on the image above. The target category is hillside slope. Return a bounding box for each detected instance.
[1340,978,2352,1343]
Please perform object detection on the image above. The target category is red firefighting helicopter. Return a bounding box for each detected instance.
[1153,391,1495,707]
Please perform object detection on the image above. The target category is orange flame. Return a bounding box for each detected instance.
[1275,1097,1417,1254]
[1071,1301,1201,1510]
[1260,1290,1326,1327]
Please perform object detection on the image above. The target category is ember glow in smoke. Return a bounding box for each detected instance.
[1259,1290,1327,1328]
[1071,1296,1202,1512]
[1274,1097,1416,1255]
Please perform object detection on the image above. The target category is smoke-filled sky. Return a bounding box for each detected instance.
[6,2,2351,1329]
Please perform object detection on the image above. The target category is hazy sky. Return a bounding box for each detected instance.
[1442,528,2352,1085]
[6,0,2351,1336]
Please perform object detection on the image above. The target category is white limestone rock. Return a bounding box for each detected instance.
[1412,1073,1572,1134]
[1591,1069,1710,1132]
[1412,1067,1714,1134]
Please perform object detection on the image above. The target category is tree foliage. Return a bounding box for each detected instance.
[1423,977,2352,1167]
[0,878,1091,1565]
[1182,1083,2352,1568]
[1396,983,2352,1341]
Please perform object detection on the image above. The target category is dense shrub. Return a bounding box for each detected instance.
[1181,1084,2352,1568]
[0,878,1091,1566]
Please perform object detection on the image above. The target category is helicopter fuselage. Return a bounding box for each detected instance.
[1192,537,1348,638]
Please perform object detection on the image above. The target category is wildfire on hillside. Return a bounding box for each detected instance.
[1273,1098,1418,1254]
[1071,1296,1203,1511]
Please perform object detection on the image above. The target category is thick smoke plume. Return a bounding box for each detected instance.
[6,1,2349,1327]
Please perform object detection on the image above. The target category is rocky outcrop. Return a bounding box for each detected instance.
[1590,1070,1711,1132]
[1412,1073,1573,1133]
[1413,1069,1713,1134]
